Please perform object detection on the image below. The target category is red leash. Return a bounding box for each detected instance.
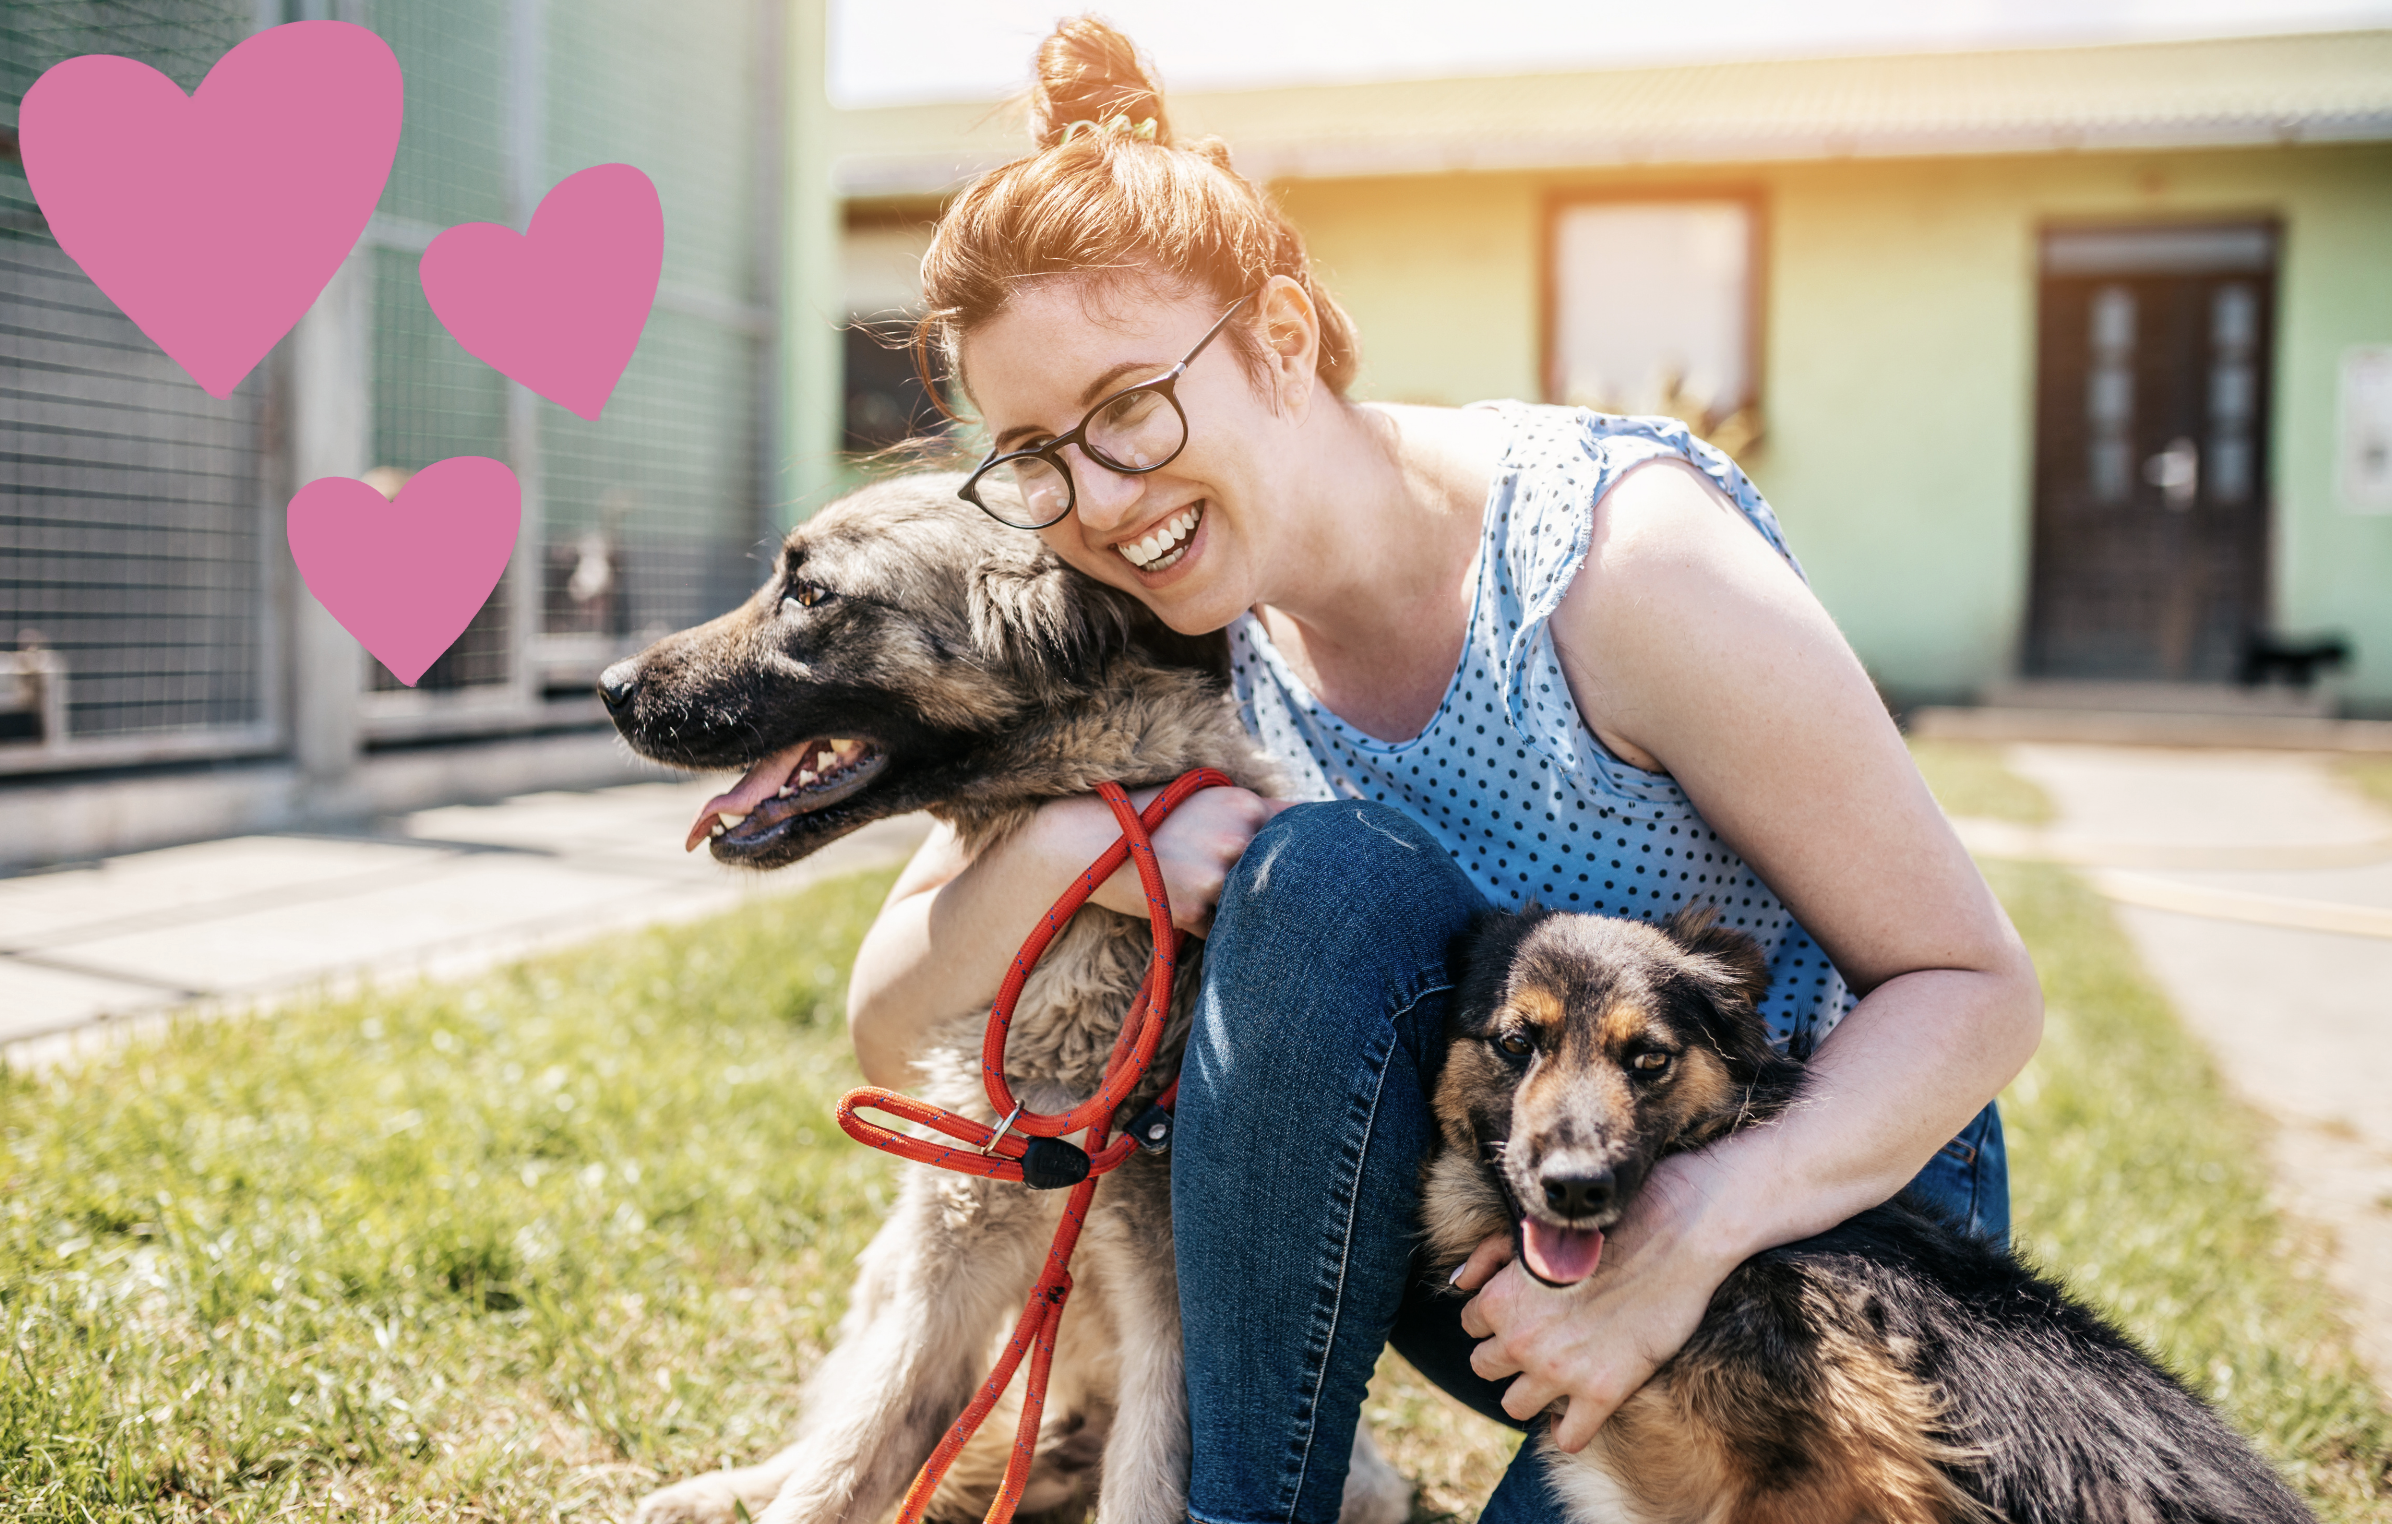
[836,767,1233,1523]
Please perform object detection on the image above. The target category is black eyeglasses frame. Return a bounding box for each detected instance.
[957,290,1258,530]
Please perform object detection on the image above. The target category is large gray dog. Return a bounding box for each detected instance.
[601,474,1410,1524]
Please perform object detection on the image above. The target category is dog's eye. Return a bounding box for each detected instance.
[783,583,826,613]
[1633,1050,1672,1073]
[1496,1031,1533,1057]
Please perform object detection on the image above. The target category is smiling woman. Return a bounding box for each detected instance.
[838,16,2047,1523]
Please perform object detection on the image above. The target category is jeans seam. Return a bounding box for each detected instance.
[1283,976,1450,1522]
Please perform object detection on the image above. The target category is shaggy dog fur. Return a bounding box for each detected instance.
[604,475,1411,1524]
[1424,903,2317,1524]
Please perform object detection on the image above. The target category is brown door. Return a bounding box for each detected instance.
[2024,224,2276,682]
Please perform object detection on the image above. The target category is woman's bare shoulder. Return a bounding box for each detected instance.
[1550,456,2015,992]
[1554,457,1814,770]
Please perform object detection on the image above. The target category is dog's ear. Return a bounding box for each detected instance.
[967,543,1142,679]
[1659,905,1805,1118]
[1448,906,1551,1033]
[1658,905,1772,1021]
[967,542,1230,683]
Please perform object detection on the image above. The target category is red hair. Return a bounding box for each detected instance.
[917,17,1359,403]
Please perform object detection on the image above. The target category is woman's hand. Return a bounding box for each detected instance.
[1454,1150,1733,1452]
[1035,784,1290,937]
[849,783,1288,1087]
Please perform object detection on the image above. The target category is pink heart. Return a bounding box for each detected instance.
[18,21,402,400]
[287,458,522,688]
[418,164,664,421]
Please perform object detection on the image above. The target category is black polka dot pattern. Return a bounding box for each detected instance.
[1231,403,1856,1057]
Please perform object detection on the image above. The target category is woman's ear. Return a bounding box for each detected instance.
[1255,275,1319,417]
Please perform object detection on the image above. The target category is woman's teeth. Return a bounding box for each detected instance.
[1117,505,1200,571]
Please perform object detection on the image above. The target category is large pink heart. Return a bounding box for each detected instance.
[418,163,664,421]
[18,21,402,400]
[287,458,522,687]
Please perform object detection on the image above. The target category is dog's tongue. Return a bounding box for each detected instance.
[685,740,814,852]
[1521,1220,1605,1286]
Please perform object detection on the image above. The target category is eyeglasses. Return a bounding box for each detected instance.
[958,291,1256,530]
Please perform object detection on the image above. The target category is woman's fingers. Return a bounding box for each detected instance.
[1451,1231,1514,1295]
[1078,785,1276,930]
[1550,1386,1626,1454]
[1501,1374,1566,1424]
[1458,1180,1720,1452]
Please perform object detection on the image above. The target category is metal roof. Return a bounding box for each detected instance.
[834,29,2392,198]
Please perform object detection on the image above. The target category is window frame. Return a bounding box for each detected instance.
[1537,185,1770,429]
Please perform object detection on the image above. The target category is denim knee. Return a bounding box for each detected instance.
[1207,800,1486,1013]
[1184,802,1488,1127]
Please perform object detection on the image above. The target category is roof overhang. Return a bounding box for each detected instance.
[834,29,2392,200]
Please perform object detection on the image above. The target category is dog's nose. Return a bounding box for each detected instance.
[1541,1171,1615,1219]
[597,660,639,712]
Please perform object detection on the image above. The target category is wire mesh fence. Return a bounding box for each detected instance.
[357,0,771,701]
[536,0,770,670]
[0,0,278,766]
[0,0,778,764]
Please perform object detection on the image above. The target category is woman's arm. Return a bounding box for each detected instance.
[1456,458,2043,1452]
[846,786,1283,1089]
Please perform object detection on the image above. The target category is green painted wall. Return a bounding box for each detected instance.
[1274,144,2392,709]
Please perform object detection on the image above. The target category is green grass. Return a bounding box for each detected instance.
[2337,756,2392,816]
[6,861,2389,1519]
[2,873,901,1521]
[1907,736,2057,825]
[1992,858,2391,1519]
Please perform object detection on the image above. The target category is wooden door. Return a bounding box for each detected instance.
[2024,224,2276,682]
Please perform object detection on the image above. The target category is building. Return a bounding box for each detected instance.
[832,28,2392,715]
[0,0,842,867]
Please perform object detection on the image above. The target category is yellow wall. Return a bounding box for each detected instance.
[1275,144,2392,707]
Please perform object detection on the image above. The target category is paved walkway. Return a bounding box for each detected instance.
[1956,745,2392,1390]
[0,781,929,1064]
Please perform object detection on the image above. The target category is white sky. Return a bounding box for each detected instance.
[831,0,2392,107]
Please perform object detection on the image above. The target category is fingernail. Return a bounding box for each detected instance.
[1448,1262,1467,1286]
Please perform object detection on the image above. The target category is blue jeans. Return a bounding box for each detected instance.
[1173,801,2009,1523]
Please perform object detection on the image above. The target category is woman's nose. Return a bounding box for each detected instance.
[1063,444,1145,532]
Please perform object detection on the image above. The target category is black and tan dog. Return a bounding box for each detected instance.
[602,474,1409,1524]
[1425,904,2315,1524]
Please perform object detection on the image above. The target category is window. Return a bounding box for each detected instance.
[1548,198,1760,449]
[843,219,952,454]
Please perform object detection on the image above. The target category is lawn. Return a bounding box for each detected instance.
[6,854,2390,1518]
[2339,755,2392,816]
[1906,735,2055,825]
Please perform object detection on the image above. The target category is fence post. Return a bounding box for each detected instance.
[780,0,841,526]
[286,249,371,815]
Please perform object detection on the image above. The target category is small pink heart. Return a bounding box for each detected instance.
[419,164,664,421]
[19,21,403,399]
[287,458,522,687]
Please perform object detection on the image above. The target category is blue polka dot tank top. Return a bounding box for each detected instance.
[1229,402,1854,1056]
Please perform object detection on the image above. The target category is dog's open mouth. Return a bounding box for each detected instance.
[1519,1217,1606,1287]
[685,736,889,854]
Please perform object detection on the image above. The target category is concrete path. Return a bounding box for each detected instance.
[0,781,929,1064]
[1957,745,2392,1390]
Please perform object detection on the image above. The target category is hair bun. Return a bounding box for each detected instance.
[1028,17,1170,150]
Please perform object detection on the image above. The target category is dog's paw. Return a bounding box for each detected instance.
[631,1466,784,1524]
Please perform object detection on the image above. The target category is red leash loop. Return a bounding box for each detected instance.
[834,767,1234,1524]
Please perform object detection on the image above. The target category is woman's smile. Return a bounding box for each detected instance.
[1111,500,1205,578]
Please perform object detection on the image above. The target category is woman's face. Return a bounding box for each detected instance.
[958,279,1296,634]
